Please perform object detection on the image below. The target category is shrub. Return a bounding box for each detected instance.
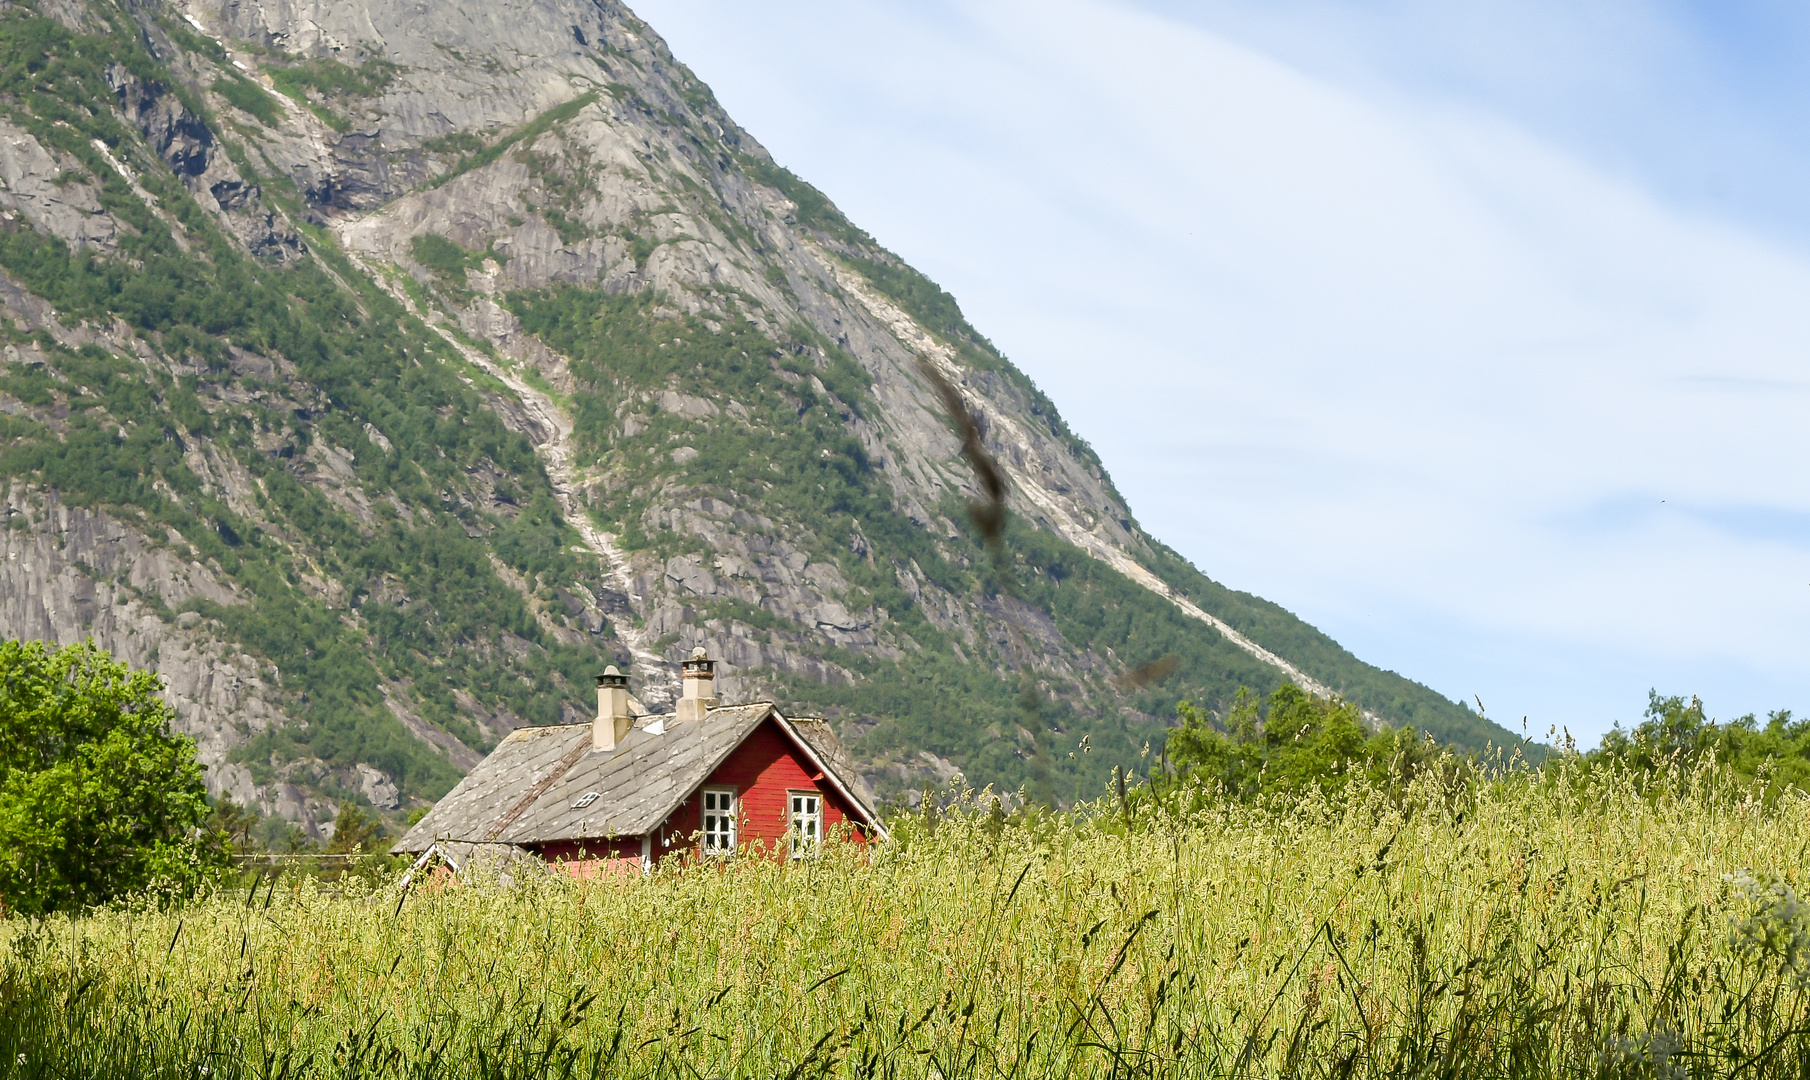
[1160,684,1451,801]
[213,74,282,127]
[0,639,225,913]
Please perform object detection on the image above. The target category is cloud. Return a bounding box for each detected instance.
[1125,0,1810,247]
[632,0,1810,738]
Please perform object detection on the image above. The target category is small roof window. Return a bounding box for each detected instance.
[572,792,601,809]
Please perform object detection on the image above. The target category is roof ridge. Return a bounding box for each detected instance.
[513,704,773,729]
[646,701,777,718]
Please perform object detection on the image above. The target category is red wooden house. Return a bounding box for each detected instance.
[393,649,885,875]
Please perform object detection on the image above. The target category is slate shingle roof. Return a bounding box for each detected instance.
[392,704,881,853]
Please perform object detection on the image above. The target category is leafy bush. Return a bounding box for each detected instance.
[266,57,396,101]
[0,640,225,913]
[213,74,282,127]
[1159,684,1450,802]
[1588,691,1810,798]
[323,802,385,855]
[409,232,482,288]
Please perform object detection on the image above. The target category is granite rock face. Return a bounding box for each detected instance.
[0,0,1495,832]
[0,486,331,827]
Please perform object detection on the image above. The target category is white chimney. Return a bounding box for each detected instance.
[593,666,632,751]
[674,647,718,723]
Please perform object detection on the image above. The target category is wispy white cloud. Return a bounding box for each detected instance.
[631,0,1810,737]
[1127,0,1810,246]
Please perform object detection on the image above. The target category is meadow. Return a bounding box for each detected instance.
[4,758,1810,1078]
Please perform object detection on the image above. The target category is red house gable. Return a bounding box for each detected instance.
[653,717,869,858]
[394,649,884,875]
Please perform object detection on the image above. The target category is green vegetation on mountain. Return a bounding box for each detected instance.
[0,0,1519,832]
[266,56,396,101]
[0,8,613,804]
[427,90,600,191]
[1137,542,1505,752]
[260,54,397,131]
[213,73,282,126]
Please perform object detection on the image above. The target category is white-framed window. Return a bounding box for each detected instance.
[788,791,822,858]
[701,787,737,856]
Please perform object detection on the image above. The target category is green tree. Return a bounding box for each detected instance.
[0,639,224,913]
[324,801,384,855]
[1160,684,1445,801]
[203,798,262,855]
[1589,691,1810,798]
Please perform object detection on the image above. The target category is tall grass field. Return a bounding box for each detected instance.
[5,762,1810,1078]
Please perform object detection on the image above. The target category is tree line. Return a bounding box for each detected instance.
[1,637,1799,914]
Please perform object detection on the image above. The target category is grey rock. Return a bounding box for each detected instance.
[663,555,716,597]
[356,763,401,810]
[657,390,716,420]
[0,486,283,798]
[0,121,118,249]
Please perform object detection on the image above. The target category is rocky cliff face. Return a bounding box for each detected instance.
[0,0,1507,837]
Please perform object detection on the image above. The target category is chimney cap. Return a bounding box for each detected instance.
[595,666,629,688]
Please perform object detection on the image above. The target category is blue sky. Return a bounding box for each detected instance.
[630,0,1809,744]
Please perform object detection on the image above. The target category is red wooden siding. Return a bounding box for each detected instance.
[535,836,643,862]
[655,718,868,859]
[533,835,645,879]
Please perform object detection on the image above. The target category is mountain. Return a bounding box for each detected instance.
[0,0,1517,837]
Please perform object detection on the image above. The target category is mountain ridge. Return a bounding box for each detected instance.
[0,0,1514,839]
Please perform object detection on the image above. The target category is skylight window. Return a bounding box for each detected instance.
[572,791,600,809]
